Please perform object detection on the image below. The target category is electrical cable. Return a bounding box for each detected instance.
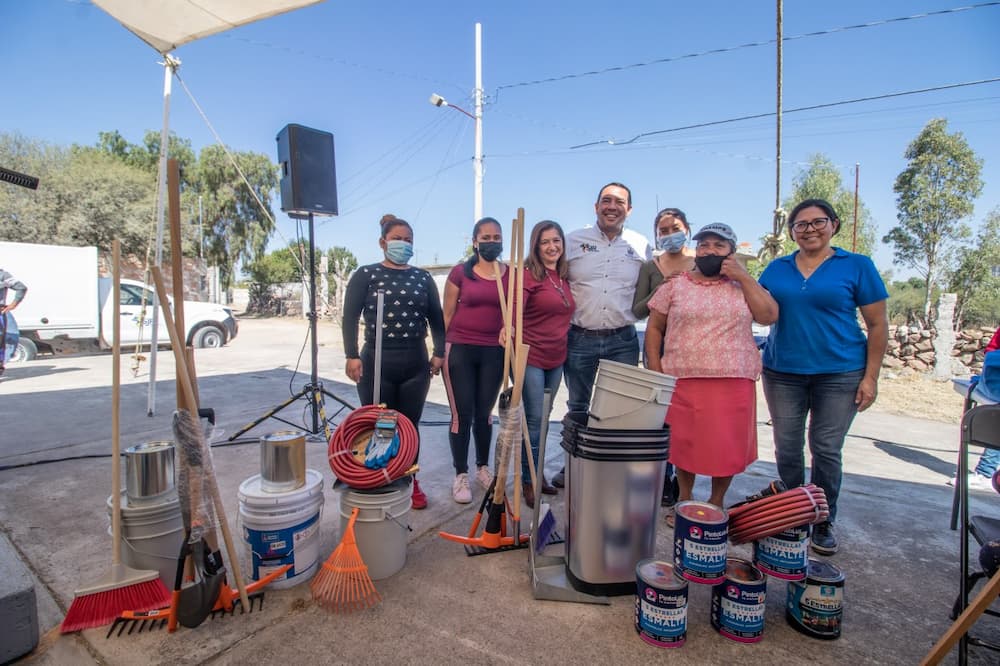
[327,405,419,489]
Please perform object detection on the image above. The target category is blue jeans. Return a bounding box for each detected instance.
[762,368,865,524]
[521,364,563,483]
[975,447,1000,478]
[563,326,639,413]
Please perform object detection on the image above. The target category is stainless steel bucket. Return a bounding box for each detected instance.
[260,431,306,493]
[125,441,176,504]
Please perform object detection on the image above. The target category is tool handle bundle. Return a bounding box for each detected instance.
[328,405,419,489]
[727,484,829,545]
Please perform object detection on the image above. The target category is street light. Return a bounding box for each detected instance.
[429,22,483,224]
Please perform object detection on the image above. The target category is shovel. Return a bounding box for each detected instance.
[176,537,226,628]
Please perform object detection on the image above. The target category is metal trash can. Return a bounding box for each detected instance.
[561,412,669,596]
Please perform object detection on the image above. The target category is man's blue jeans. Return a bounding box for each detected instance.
[762,367,865,524]
[521,364,563,483]
[975,447,1000,478]
[563,326,639,413]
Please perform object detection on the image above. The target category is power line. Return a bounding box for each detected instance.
[494,3,1000,94]
[569,77,1000,149]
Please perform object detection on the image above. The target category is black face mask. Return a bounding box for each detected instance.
[695,253,727,277]
[477,242,503,262]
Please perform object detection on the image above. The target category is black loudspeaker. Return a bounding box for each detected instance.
[276,124,338,216]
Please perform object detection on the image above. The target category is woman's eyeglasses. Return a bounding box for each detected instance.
[790,217,831,232]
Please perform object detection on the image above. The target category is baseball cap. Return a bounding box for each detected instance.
[692,222,737,245]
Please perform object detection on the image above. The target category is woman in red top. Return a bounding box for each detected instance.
[513,221,575,507]
[442,217,508,504]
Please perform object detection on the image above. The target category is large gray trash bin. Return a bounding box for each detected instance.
[561,412,669,596]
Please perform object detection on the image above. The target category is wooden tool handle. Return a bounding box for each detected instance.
[150,267,250,611]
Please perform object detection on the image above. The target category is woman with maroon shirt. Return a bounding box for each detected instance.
[442,217,508,504]
[515,221,575,508]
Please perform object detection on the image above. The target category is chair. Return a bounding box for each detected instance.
[950,402,1000,663]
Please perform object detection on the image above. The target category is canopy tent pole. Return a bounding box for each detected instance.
[147,54,180,417]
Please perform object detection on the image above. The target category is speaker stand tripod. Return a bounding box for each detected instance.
[228,212,354,442]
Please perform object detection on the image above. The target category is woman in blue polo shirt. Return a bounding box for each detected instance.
[759,198,888,557]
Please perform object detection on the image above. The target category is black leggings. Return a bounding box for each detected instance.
[443,342,504,475]
[357,341,431,463]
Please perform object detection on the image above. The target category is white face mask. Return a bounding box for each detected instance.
[657,231,687,254]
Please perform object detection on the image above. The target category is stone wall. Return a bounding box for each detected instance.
[884,325,997,375]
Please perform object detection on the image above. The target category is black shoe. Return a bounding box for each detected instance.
[661,475,679,507]
[552,467,565,488]
[811,521,838,555]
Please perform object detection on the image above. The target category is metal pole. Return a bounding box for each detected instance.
[307,212,319,435]
[198,195,204,259]
[147,54,179,417]
[852,163,860,253]
[473,22,484,224]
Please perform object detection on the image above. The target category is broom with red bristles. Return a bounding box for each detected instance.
[61,240,171,633]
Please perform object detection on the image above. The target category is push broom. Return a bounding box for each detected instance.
[61,240,171,633]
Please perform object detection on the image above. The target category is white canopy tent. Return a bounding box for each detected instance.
[93,0,323,415]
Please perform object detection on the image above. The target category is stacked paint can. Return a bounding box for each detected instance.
[635,560,688,647]
[673,501,728,584]
[238,431,324,589]
[711,558,767,643]
[786,559,845,639]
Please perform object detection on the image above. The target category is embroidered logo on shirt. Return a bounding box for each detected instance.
[580,242,598,253]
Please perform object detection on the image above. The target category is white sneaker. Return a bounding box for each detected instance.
[947,473,993,491]
[476,465,493,490]
[452,473,472,504]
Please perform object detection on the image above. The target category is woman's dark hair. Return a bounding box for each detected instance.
[654,208,689,235]
[787,199,841,236]
[525,220,568,281]
[463,216,502,279]
[379,214,413,239]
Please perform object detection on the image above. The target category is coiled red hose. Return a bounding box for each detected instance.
[728,484,829,545]
[328,405,419,489]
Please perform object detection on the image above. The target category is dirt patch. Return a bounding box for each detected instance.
[871,373,966,424]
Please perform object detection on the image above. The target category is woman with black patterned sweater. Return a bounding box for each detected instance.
[342,215,446,509]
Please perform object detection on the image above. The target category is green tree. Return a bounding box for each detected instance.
[948,208,1000,328]
[884,275,932,325]
[883,118,984,324]
[327,246,358,318]
[194,145,278,288]
[244,244,299,314]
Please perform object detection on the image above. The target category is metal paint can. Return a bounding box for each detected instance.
[711,558,767,643]
[260,430,306,493]
[786,559,845,640]
[673,501,728,584]
[753,524,809,580]
[634,560,688,648]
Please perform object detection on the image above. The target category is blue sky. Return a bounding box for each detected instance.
[1,1,998,276]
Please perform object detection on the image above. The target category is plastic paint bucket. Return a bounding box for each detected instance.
[635,559,688,648]
[107,491,184,589]
[238,469,324,589]
[711,558,767,643]
[786,559,845,639]
[673,501,728,584]
[338,478,411,580]
[588,360,676,430]
[753,524,809,580]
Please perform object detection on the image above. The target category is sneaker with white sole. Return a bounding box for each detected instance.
[452,473,472,504]
[947,473,994,491]
[475,465,493,490]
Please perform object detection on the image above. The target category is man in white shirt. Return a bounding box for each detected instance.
[554,182,652,485]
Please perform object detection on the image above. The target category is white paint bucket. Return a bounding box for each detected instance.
[106,491,184,589]
[238,469,324,589]
[588,360,676,430]
[338,479,411,580]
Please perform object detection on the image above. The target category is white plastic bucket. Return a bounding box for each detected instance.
[588,360,677,430]
[238,469,324,589]
[339,480,412,580]
[106,491,184,589]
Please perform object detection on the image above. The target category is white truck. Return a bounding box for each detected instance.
[0,241,237,362]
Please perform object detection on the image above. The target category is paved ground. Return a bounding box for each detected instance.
[1,317,998,665]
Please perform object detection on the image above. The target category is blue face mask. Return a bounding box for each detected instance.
[656,230,687,254]
[385,239,413,265]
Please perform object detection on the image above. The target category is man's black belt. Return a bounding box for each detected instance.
[570,324,633,337]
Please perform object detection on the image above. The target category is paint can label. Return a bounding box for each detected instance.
[673,501,728,584]
[753,525,808,580]
[711,558,766,643]
[786,559,844,639]
[243,511,319,580]
[635,560,688,648]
